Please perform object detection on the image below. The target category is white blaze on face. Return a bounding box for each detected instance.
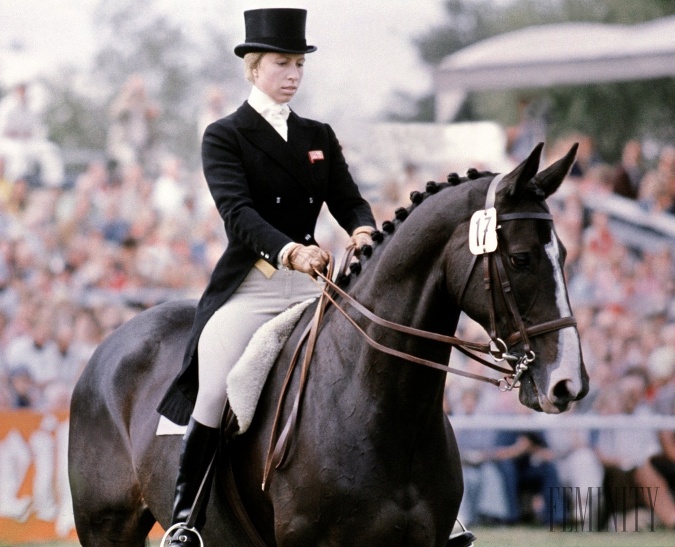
[543,229,582,408]
[545,232,572,317]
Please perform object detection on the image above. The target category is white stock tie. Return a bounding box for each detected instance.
[267,104,290,141]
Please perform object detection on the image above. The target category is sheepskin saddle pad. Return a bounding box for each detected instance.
[157,297,315,436]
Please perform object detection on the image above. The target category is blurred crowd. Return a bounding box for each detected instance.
[447,133,675,530]
[0,76,229,412]
[0,77,673,528]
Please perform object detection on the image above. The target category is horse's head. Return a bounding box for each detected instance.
[448,143,589,413]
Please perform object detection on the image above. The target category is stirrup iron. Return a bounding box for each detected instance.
[447,518,476,547]
[161,522,205,547]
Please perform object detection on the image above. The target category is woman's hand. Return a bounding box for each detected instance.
[350,226,374,254]
[284,244,330,277]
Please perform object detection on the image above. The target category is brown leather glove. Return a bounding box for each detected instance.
[283,243,330,277]
[350,226,374,254]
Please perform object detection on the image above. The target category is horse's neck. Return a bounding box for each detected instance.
[353,200,462,335]
[335,218,461,421]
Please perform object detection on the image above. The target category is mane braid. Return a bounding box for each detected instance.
[466,168,480,179]
[337,184,435,289]
[447,172,461,185]
[336,173,489,288]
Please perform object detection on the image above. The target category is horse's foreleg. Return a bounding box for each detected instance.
[73,503,155,547]
[69,399,156,545]
[444,416,464,522]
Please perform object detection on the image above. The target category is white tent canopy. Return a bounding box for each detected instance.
[434,16,675,121]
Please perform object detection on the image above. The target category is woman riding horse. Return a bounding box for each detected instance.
[156,8,376,546]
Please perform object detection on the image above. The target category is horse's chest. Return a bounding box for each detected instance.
[272,464,453,546]
[277,493,443,546]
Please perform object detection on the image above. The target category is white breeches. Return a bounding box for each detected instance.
[191,265,321,428]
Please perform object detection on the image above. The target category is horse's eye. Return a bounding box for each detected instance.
[510,253,530,269]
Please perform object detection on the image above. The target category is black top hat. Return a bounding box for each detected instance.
[234,8,317,58]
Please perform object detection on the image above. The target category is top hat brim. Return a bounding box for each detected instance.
[234,42,317,58]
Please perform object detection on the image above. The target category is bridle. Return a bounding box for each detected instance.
[262,173,577,489]
[320,173,576,389]
[454,172,578,389]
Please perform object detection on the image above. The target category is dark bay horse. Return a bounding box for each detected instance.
[69,143,588,546]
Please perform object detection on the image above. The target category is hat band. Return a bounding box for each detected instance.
[245,36,308,49]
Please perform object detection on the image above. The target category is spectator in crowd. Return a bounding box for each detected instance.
[592,368,662,524]
[0,361,13,408]
[151,155,188,220]
[197,85,236,145]
[459,386,566,527]
[3,176,30,217]
[577,163,615,200]
[99,200,130,245]
[454,387,510,526]
[489,424,564,525]
[38,320,87,411]
[107,74,160,170]
[4,312,60,409]
[646,345,675,406]
[609,139,643,200]
[639,145,675,214]
[544,426,604,514]
[567,256,604,310]
[633,364,675,529]
[6,367,37,408]
[548,189,584,276]
[568,133,602,179]
[0,82,64,187]
[506,97,548,163]
[6,313,58,387]
[581,210,618,260]
[0,83,43,140]
[0,156,13,203]
[634,395,675,529]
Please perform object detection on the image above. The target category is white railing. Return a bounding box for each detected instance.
[448,413,675,430]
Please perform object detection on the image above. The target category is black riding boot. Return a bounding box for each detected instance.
[167,417,220,546]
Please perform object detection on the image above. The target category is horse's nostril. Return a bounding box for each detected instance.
[552,379,573,401]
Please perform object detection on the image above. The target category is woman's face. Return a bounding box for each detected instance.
[254,53,305,104]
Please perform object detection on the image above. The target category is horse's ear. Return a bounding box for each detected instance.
[532,143,579,198]
[501,142,544,197]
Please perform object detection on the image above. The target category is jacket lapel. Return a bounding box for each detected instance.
[237,103,318,195]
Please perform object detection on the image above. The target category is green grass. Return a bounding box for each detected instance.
[0,542,157,547]
[5,527,675,546]
[0,536,164,547]
[468,525,674,546]
[3,526,673,546]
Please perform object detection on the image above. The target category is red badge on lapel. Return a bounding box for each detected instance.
[308,150,324,163]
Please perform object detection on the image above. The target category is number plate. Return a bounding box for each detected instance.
[469,208,498,255]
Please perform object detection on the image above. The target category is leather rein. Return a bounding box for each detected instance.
[262,173,577,490]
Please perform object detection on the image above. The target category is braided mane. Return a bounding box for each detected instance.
[337,168,495,288]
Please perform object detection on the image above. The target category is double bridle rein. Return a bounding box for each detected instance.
[262,173,577,490]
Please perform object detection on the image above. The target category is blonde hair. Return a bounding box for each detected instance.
[243,52,266,83]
